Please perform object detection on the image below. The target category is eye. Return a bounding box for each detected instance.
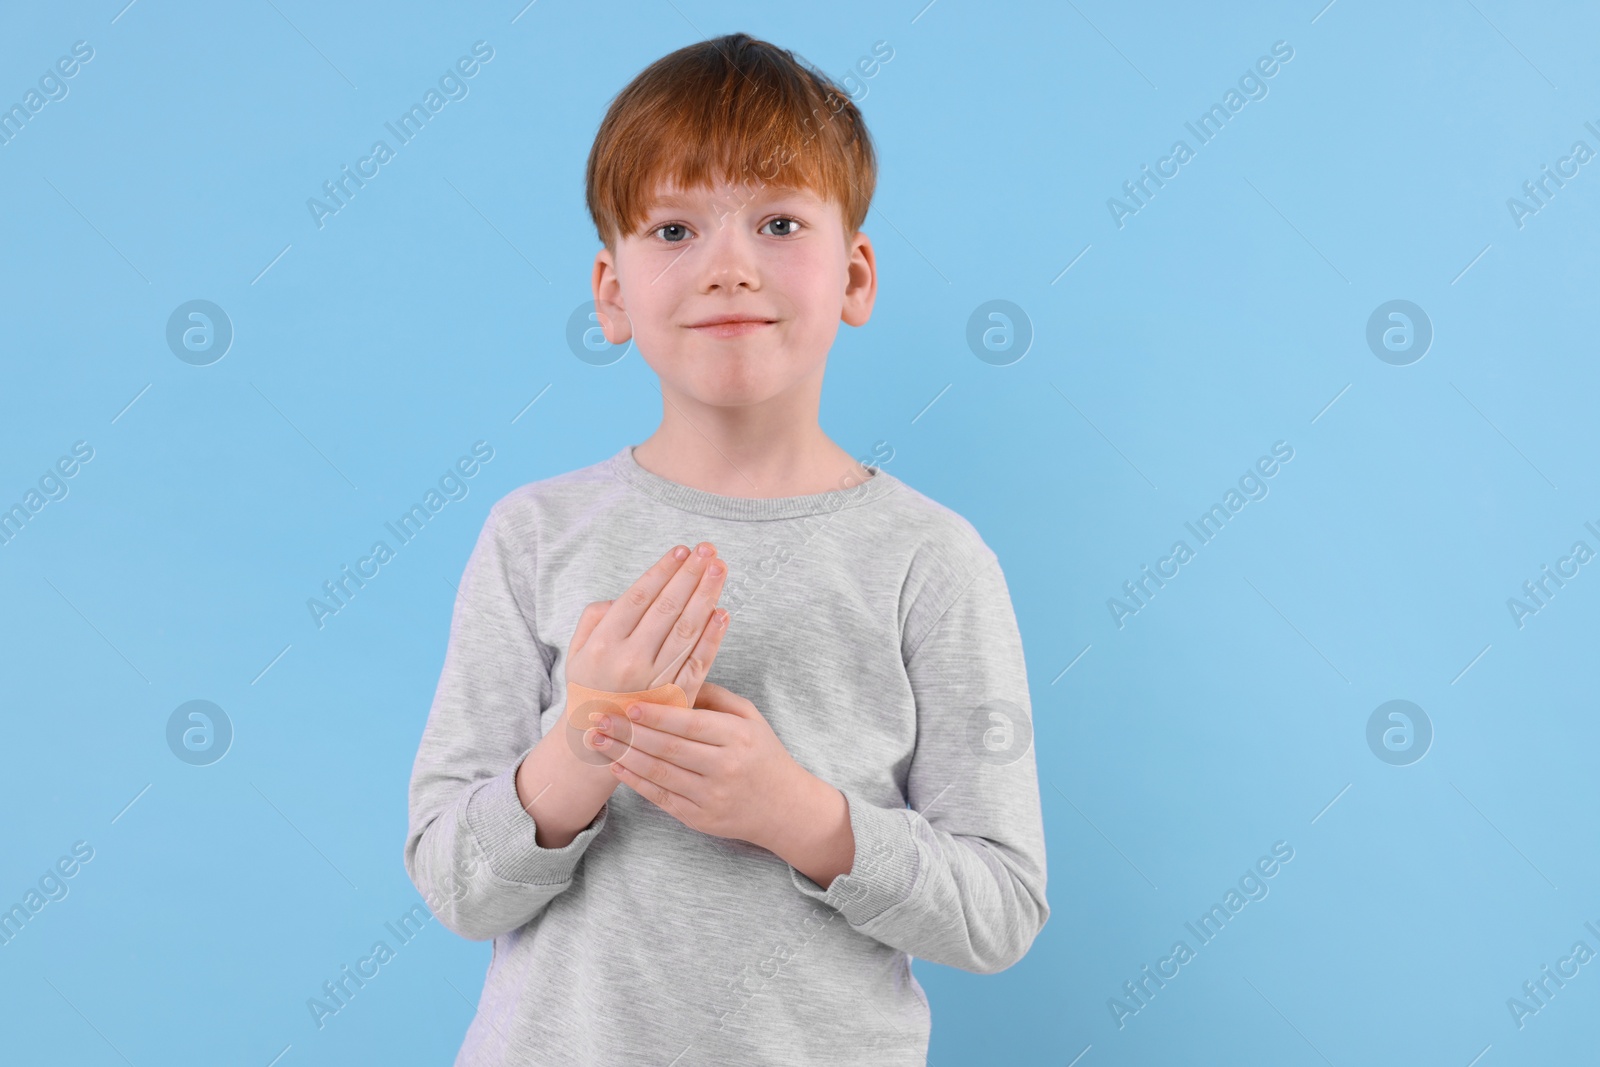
[651,222,694,244]
[762,216,803,237]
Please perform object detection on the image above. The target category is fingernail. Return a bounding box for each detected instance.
[697,543,714,557]
[595,716,611,731]
[627,704,643,720]
[593,733,609,747]
[709,561,725,577]
[673,546,689,560]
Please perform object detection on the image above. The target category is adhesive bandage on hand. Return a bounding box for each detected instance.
[564,681,688,732]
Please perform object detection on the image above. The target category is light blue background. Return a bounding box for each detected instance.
[3,1,1597,1064]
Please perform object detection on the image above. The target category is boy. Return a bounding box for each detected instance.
[405,32,1048,1066]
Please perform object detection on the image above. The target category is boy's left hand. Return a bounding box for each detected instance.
[590,679,808,850]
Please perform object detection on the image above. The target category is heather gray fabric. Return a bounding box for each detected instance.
[404,445,1049,1066]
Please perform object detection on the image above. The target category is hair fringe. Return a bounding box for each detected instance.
[585,33,876,251]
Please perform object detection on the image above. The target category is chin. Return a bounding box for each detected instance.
[679,378,785,407]
[646,347,820,403]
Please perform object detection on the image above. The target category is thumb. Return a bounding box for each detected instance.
[694,680,756,717]
[569,600,613,657]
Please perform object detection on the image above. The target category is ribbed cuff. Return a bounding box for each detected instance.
[789,786,921,926]
[464,757,609,886]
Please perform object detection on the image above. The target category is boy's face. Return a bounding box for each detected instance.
[591,179,876,410]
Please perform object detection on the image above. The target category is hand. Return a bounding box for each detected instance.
[592,680,807,850]
[521,543,735,843]
[566,541,731,705]
[564,542,732,763]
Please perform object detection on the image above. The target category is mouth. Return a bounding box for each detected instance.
[685,316,777,339]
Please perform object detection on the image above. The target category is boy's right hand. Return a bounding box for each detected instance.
[564,541,730,713]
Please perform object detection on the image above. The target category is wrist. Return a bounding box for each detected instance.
[545,718,625,793]
[760,762,847,859]
[514,721,620,848]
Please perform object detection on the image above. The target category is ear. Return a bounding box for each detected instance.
[840,230,876,328]
[592,247,634,344]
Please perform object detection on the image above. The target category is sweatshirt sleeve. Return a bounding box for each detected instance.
[786,551,1050,974]
[404,497,610,941]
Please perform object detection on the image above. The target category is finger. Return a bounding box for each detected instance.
[565,721,626,767]
[648,568,730,689]
[692,680,757,717]
[627,542,721,657]
[614,699,724,748]
[595,716,717,772]
[610,761,705,833]
[604,741,703,805]
[590,544,701,643]
[568,600,613,657]
[659,607,731,699]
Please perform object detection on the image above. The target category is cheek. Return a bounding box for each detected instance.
[773,251,845,317]
[619,279,678,345]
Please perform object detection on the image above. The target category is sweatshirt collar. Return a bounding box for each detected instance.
[608,445,899,520]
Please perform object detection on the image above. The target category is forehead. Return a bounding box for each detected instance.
[645,180,830,211]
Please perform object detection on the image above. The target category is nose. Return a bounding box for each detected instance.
[696,218,761,294]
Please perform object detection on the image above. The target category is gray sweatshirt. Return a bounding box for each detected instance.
[404,444,1049,1066]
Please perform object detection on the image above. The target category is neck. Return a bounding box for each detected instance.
[633,386,872,499]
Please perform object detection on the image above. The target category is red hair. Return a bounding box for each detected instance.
[585,33,877,252]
